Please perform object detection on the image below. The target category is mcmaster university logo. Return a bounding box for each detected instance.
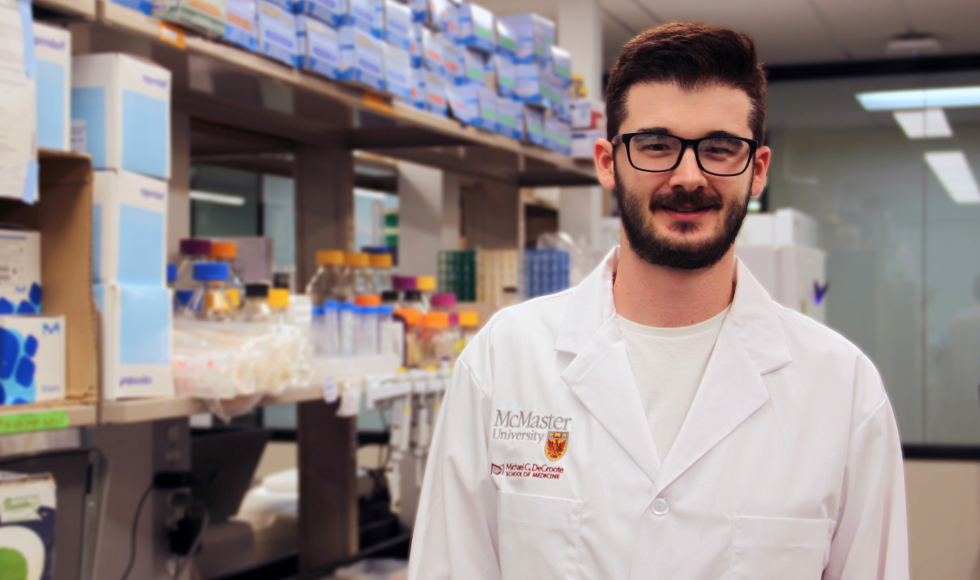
[545,431,568,461]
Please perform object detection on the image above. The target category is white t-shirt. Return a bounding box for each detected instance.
[617,306,729,461]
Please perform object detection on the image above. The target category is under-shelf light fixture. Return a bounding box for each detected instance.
[856,86,980,111]
[924,151,980,204]
[189,190,247,206]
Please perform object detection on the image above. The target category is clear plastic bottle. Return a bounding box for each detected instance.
[175,238,212,308]
[306,250,349,307]
[340,302,357,357]
[182,262,234,321]
[268,288,290,324]
[394,308,421,367]
[324,300,340,357]
[167,264,179,312]
[370,253,394,293]
[241,283,273,322]
[346,252,372,297]
[431,292,459,356]
[400,290,425,311]
[416,312,451,368]
[311,305,328,356]
[416,275,437,311]
[378,304,396,356]
[211,241,244,308]
[357,306,379,356]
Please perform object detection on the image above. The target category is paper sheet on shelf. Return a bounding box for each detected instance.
[0,0,37,203]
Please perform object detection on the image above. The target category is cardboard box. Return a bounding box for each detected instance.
[491,53,515,98]
[153,0,227,37]
[461,48,486,86]
[0,471,56,579]
[495,18,517,60]
[423,70,447,116]
[94,283,174,400]
[572,129,602,159]
[92,171,168,286]
[349,0,382,38]
[441,37,462,85]
[514,61,542,104]
[34,23,71,152]
[225,0,258,51]
[410,66,426,109]
[409,21,422,67]
[0,230,41,315]
[421,26,443,75]
[348,28,384,91]
[474,85,497,132]
[497,96,523,140]
[297,15,342,79]
[570,98,605,130]
[71,54,172,180]
[446,85,476,125]
[0,315,66,404]
[292,0,347,27]
[549,45,572,88]
[384,0,413,51]
[497,12,554,64]
[383,41,412,100]
[544,114,571,156]
[523,104,545,146]
[458,2,494,54]
[258,0,299,67]
[425,0,448,30]
[408,0,425,22]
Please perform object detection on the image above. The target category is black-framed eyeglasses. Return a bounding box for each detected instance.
[611,132,759,177]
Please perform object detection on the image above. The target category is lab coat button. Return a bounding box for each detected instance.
[651,497,669,515]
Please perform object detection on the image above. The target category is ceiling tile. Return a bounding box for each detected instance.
[808,0,908,60]
[904,0,980,57]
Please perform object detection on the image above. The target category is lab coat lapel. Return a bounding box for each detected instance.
[652,260,793,495]
[556,248,662,484]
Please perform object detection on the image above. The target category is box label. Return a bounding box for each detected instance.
[0,410,69,434]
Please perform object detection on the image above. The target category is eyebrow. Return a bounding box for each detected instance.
[632,127,749,140]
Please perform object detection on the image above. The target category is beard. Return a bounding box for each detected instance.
[613,162,751,270]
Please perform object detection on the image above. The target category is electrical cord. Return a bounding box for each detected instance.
[119,484,154,580]
[172,500,209,580]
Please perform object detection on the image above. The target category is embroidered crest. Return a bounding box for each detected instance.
[544,431,568,461]
[491,463,503,475]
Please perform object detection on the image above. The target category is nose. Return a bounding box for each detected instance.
[668,146,709,192]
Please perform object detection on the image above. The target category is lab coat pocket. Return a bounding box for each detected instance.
[731,516,833,580]
[498,491,583,580]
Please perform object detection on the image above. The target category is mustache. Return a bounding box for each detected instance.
[648,189,723,211]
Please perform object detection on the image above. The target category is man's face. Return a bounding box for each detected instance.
[595,81,771,270]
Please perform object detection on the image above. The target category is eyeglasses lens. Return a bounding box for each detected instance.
[628,134,751,176]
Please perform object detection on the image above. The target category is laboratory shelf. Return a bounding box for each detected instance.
[85,1,596,186]
[35,0,96,18]
[101,354,403,424]
[0,403,98,431]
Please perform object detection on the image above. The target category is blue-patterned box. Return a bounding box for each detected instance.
[0,315,65,405]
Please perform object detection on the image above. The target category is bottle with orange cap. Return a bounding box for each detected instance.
[417,311,452,368]
[346,252,372,297]
[457,311,480,353]
[369,252,394,292]
[306,250,349,307]
[210,241,244,308]
[394,308,421,367]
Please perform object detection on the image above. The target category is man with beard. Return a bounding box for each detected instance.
[409,22,909,580]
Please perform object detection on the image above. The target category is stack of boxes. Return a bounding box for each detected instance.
[71,53,175,401]
[571,98,606,159]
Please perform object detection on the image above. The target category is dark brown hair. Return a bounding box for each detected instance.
[605,22,767,142]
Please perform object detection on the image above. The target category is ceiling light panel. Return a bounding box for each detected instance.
[924,151,980,204]
[893,109,953,139]
[189,190,247,206]
[857,86,980,111]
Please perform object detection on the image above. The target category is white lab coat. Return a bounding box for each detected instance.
[409,248,909,580]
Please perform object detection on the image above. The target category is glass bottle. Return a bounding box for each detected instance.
[416,312,450,368]
[211,241,244,308]
[370,253,394,293]
[182,262,234,321]
[311,305,328,356]
[340,302,357,357]
[167,264,179,312]
[394,308,421,367]
[306,250,349,307]
[241,283,272,322]
[268,288,290,324]
[175,238,212,308]
[416,275,437,311]
[324,300,340,357]
[346,252,372,297]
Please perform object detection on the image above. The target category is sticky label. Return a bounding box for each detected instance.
[159,22,186,48]
[0,410,70,434]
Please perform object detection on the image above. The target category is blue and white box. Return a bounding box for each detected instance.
[459,84,495,131]
[492,53,515,98]
[71,54,171,180]
[446,85,475,124]
[110,0,151,15]
[384,0,413,50]
[423,70,447,116]
[545,114,571,156]
[495,18,516,60]
[461,48,485,86]
[441,37,462,84]
[572,129,603,159]
[410,66,426,109]
[258,0,298,67]
[408,0,425,21]
[409,22,422,67]
[34,23,71,152]
[549,45,572,87]
[0,229,41,315]
[297,15,342,78]
[94,283,174,400]
[225,0,259,51]
[350,28,384,91]
[425,0,447,29]
[524,104,545,146]
[514,61,542,103]
[292,0,347,26]
[458,2,493,54]
[441,0,458,41]
[0,315,66,405]
[92,171,168,286]
[350,0,383,38]
[497,96,522,140]
[421,27,443,74]
[498,12,554,63]
[383,41,412,99]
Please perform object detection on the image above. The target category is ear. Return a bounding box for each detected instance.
[750,145,770,197]
[595,138,617,190]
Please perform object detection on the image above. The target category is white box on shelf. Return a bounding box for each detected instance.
[495,18,516,60]
[423,70,447,116]
[571,129,602,159]
[384,0,413,51]
[458,2,494,54]
[0,229,41,315]
[0,472,56,580]
[349,0,382,38]
[349,28,384,91]
[523,104,545,146]
[0,315,66,405]
[491,53,515,98]
[383,41,412,100]
[153,0,227,37]
[570,98,605,130]
[225,0,258,51]
[497,12,554,64]
[92,171,168,286]
[258,0,299,67]
[34,23,71,152]
[94,283,174,400]
[292,0,347,27]
[71,54,171,180]
[297,15,342,79]
[421,26,443,75]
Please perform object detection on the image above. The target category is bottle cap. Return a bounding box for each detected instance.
[273,273,290,289]
[353,305,366,314]
[394,308,421,326]
[449,312,459,326]
[167,264,178,284]
[345,252,370,267]
[340,302,355,311]
[316,250,345,266]
[180,238,211,256]
[416,276,437,292]
[381,290,400,303]
[403,290,422,302]
[369,253,393,268]
[323,299,339,309]
[355,295,382,306]
[421,312,449,329]
[211,241,237,259]
[431,293,457,308]
[268,288,290,308]
[193,262,229,281]
[312,306,325,316]
[393,276,417,290]
[458,311,480,327]
[379,305,394,315]
[245,283,269,298]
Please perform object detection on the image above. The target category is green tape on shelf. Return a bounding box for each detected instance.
[0,410,70,434]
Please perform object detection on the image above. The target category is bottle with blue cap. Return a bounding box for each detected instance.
[181,262,234,321]
[340,302,356,357]
[311,305,328,357]
[167,264,179,312]
[324,300,340,357]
